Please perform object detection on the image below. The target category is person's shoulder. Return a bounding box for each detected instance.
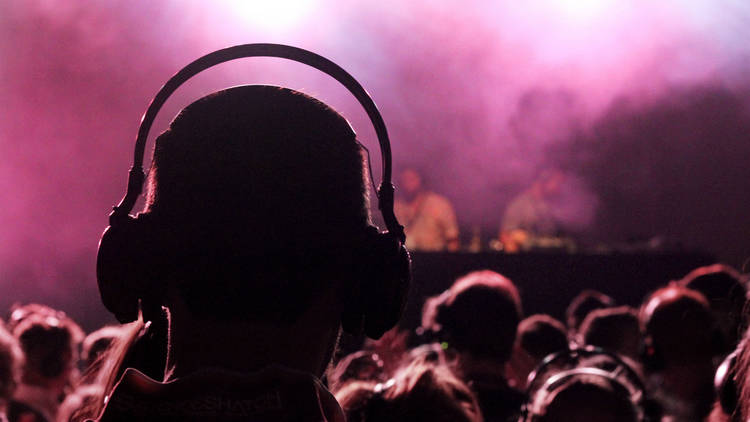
[424,191,453,208]
[97,366,345,422]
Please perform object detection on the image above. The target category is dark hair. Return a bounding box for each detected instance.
[579,306,640,360]
[565,290,615,335]
[517,314,568,361]
[143,85,370,322]
[422,270,521,362]
[680,264,748,348]
[13,314,80,380]
[0,325,22,400]
[337,361,482,422]
[533,374,639,422]
[640,284,716,364]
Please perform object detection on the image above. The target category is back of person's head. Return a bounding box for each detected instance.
[0,325,22,401]
[6,303,69,333]
[422,270,522,362]
[530,374,639,422]
[337,361,482,422]
[517,314,568,362]
[12,313,82,385]
[680,264,748,348]
[141,85,370,323]
[640,284,716,368]
[734,327,750,421]
[565,290,615,337]
[579,306,641,361]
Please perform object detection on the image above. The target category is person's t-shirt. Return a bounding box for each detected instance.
[95,365,344,422]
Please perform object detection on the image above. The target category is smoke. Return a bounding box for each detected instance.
[2,0,750,327]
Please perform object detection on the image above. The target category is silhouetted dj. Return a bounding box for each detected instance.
[499,170,565,253]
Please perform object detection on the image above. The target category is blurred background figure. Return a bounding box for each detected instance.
[640,284,719,421]
[395,168,460,251]
[526,374,640,422]
[421,270,525,422]
[0,325,22,422]
[565,290,616,340]
[336,361,483,422]
[8,305,83,422]
[679,264,748,352]
[499,169,569,253]
[507,314,568,389]
[577,306,641,362]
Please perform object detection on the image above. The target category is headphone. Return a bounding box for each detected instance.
[520,347,653,422]
[96,43,412,339]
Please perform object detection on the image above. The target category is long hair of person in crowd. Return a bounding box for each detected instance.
[64,317,146,421]
[336,360,483,422]
[9,306,84,422]
[0,325,22,420]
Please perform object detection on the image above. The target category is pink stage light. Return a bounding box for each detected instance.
[220,0,317,34]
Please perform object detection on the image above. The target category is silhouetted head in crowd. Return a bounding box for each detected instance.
[528,374,639,422]
[640,284,717,420]
[145,85,369,324]
[422,270,522,365]
[518,314,568,362]
[6,303,70,333]
[10,312,83,422]
[565,290,615,337]
[640,284,717,368]
[12,314,81,389]
[336,361,482,422]
[732,327,750,421]
[679,264,748,350]
[133,85,377,375]
[0,325,22,402]
[579,306,640,361]
[509,315,568,388]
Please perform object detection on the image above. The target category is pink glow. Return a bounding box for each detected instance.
[1,0,750,327]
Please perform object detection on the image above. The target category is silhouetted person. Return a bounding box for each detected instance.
[679,264,748,351]
[565,289,615,339]
[421,270,524,422]
[10,312,82,422]
[0,325,21,422]
[499,169,565,253]
[640,284,718,421]
[527,375,639,422]
[578,306,641,362]
[336,361,482,422]
[91,85,409,421]
[394,168,459,251]
[508,314,568,388]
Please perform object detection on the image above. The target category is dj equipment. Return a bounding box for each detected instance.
[97,43,411,339]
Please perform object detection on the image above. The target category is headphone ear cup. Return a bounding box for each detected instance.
[358,227,412,339]
[96,216,156,323]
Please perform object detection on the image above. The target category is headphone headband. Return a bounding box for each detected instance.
[112,43,404,242]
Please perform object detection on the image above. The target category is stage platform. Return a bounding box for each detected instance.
[401,251,715,329]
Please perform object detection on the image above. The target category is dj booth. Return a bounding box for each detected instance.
[401,251,715,328]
